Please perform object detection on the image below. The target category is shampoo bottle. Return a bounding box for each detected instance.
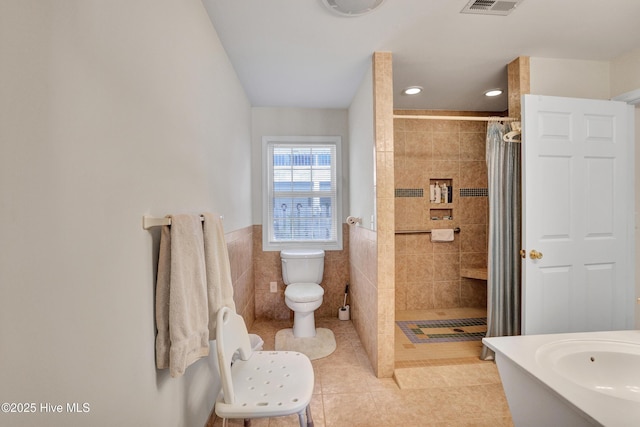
[441,183,448,204]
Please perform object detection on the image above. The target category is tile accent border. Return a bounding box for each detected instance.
[459,188,488,197]
[395,188,424,198]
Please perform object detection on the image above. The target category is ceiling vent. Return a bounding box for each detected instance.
[460,0,524,16]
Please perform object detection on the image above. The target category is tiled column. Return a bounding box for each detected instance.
[507,56,530,119]
[372,51,395,377]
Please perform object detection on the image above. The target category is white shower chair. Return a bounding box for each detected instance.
[214,306,314,427]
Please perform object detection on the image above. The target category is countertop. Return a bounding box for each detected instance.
[484,330,640,427]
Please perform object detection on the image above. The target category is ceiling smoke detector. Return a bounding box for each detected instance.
[460,0,524,16]
[322,0,386,17]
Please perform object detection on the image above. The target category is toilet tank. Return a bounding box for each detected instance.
[280,249,325,285]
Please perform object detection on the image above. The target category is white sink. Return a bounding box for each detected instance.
[536,339,640,402]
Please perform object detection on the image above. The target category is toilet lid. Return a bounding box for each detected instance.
[285,283,324,302]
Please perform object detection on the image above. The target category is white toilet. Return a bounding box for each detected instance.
[280,249,325,338]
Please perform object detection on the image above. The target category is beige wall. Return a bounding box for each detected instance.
[393,112,490,311]
[0,1,252,426]
[530,57,610,100]
[611,47,640,96]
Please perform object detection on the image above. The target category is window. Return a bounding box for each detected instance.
[262,136,342,251]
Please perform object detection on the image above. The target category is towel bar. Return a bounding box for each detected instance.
[142,215,223,230]
[395,227,460,235]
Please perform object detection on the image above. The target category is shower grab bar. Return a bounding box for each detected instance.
[395,227,460,235]
[142,215,223,230]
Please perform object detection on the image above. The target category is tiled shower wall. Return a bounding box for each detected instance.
[393,112,489,311]
[252,224,350,320]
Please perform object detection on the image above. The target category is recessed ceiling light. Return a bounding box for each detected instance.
[484,89,503,97]
[403,86,423,95]
[322,0,386,17]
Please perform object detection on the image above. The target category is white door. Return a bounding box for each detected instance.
[522,94,635,335]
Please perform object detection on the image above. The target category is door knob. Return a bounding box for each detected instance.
[529,250,543,260]
[519,249,526,259]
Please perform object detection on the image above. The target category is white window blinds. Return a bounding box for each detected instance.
[263,136,342,250]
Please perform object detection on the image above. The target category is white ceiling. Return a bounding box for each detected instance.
[202,0,640,112]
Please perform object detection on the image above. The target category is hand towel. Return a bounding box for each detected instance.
[431,228,454,242]
[202,213,236,340]
[155,214,210,378]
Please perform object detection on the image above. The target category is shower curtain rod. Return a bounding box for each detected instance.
[393,114,518,122]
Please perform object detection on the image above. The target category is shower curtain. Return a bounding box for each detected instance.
[481,119,522,361]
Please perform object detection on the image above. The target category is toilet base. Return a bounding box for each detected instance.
[292,310,317,338]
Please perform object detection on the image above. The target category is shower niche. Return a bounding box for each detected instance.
[429,178,453,221]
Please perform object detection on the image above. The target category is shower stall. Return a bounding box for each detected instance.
[393,112,519,367]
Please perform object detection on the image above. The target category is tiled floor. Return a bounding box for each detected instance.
[213,315,513,427]
[395,308,488,368]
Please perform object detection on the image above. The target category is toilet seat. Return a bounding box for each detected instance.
[284,283,324,303]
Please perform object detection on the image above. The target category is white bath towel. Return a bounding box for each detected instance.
[431,228,454,242]
[155,214,210,378]
[202,213,236,340]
